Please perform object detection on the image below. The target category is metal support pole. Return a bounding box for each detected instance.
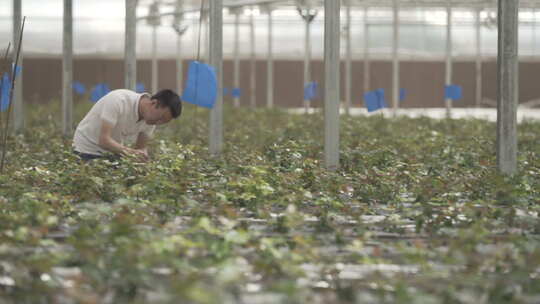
[176,30,183,95]
[204,13,210,62]
[249,7,256,108]
[62,0,73,136]
[363,7,370,95]
[345,0,352,115]
[324,0,340,171]
[303,14,312,113]
[267,8,274,108]
[475,8,482,108]
[233,12,240,107]
[209,0,223,156]
[497,0,519,175]
[175,2,183,95]
[534,7,537,58]
[152,26,158,93]
[12,0,23,133]
[125,0,137,90]
[445,3,453,117]
[392,0,400,115]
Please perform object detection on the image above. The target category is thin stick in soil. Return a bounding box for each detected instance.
[0,17,25,173]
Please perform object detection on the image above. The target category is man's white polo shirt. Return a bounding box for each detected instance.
[73,89,155,155]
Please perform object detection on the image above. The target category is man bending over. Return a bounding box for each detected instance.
[73,89,182,161]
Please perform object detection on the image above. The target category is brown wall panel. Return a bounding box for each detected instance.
[2,57,540,108]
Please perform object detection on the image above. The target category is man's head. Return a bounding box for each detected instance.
[143,89,182,125]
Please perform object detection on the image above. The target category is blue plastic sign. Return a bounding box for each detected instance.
[0,73,10,112]
[376,89,387,108]
[90,83,111,103]
[400,88,407,102]
[231,88,242,98]
[364,88,387,112]
[303,82,318,101]
[136,82,146,93]
[364,90,379,112]
[181,61,218,108]
[0,66,23,112]
[445,85,462,100]
[72,81,86,95]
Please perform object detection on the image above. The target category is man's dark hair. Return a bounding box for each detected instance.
[152,89,182,118]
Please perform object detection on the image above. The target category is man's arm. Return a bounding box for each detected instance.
[98,119,141,157]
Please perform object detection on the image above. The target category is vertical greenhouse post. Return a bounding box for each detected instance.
[266,5,274,108]
[124,0,137,91]
[475,8,482,108]
[302,6,312,114]
[175,2,184,95]
[209,0,223,156]
[363,7,370,95]
[233,8,241,107]
[392,0,400,116]
[534,6,537,58]
[249,6,256,108]
[62,0,73,136]
[445,2,453,117]
[149,2,160,93]
[345,0,352,115]
[12,0,23,133]
[324,0,340,171]
[152,26,158,92]
[497,0,519,175]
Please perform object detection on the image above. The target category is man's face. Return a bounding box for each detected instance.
[145,100,173,125]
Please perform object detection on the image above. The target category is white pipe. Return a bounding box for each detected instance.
[345,0,352,115]
[267,9,274,108]
[249,7,256,108]
[496,0,519,175]
[392,0,400,115]
[62,0,73,136]
[12,0,24,132]
[209,0,223,156]
[303,12,312,113]
[324,0,340,171]
[233,12,240,107]
[363,7,370,95]
[152,26,158,93]
[475,8,482,108]
[445,3,453,117]
[124,0,137,90]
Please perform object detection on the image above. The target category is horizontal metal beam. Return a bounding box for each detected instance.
[137,0,540,22]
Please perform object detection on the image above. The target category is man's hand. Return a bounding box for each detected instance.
[99,121,150,162]
[122,148,149,162]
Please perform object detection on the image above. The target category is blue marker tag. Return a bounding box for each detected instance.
[399,88,407,102]
[0,73,11,112]
[136,82,146,93]
[375,88,387,109]
[90,83,111,103]
[364,89,388,112]
[72,81,86,95]
[181,61,218,108]
[304,82,318,101]
[364,90,380,112]
[232,88,241,98]
[445,85,462,100]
